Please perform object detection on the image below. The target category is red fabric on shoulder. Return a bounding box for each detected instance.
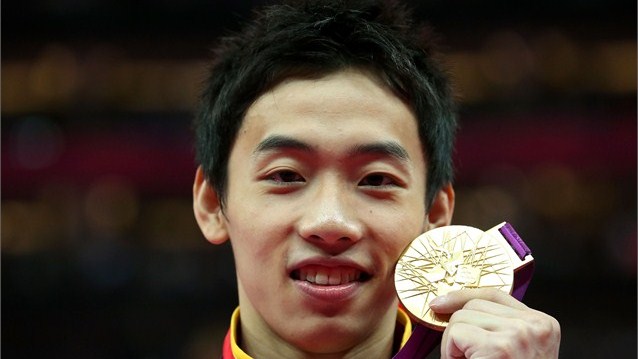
[222,330,234,359]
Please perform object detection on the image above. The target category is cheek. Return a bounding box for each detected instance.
[230,232,282,300]
[228,223,281,266]
[225,204,291,270]
[369,205,427,258]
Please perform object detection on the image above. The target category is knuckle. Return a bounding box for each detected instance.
[447,308,465,324]
[515,311,561,356]
[495,318,533,357]
[529,311,561,343]
[537,315,562,347]
[512,317,532,339]
[463,298,485,311]
[492,336,519,358]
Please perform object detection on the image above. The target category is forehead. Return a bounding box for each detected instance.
[268,70,403,107]
[244,69,418,137]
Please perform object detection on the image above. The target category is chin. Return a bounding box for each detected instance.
[288,324,366,355]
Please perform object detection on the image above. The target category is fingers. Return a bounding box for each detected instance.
[446,308,519,332]
[441,313,560,359]
[441,321,528,359]
[441,323,489,359]
[430,287,528,314]
[432,288,561,359]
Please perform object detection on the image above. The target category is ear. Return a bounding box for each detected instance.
[425,183,455,230]
[193,166,229,245]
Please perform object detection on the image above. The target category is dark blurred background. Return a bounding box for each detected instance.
[2,0,636,358]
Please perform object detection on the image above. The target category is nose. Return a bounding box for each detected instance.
[297,179,364,252]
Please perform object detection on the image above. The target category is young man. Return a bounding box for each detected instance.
[192,1,561,358]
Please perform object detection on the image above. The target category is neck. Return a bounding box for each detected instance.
[239,306,398,359]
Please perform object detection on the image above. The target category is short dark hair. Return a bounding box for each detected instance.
[195,0,457,209]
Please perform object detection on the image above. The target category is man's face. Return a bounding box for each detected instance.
[218,69,435,353]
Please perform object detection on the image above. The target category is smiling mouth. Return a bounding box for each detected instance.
[290,265,371,286]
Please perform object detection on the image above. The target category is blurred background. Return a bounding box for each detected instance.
[2,0,636,358]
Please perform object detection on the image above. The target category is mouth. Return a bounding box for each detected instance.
[290,265,371,286]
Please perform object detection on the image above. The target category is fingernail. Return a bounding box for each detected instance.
[430,294,448,308]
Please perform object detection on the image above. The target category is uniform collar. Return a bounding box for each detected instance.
[223,306,413,359]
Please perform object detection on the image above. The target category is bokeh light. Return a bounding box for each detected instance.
[2,0,635,358]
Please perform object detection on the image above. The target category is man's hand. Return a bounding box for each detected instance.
[429,288,560,359]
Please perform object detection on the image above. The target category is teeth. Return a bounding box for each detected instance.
[328,271,341,285]
[315,272,328,285]
[306,268,316,283]
[297,267,362,286]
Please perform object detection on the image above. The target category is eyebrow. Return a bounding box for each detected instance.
[254,135,313,154]
[350,141,410,162]
[253,134,410,162]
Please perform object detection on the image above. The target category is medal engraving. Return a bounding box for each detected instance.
[395,226,515,330]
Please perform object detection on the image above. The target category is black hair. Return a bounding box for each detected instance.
[195,0,457,209]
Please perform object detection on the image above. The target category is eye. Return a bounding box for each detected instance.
[358,173,397,187]
[269,170,305,183]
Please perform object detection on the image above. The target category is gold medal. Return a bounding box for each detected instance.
[394,225,519,331]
